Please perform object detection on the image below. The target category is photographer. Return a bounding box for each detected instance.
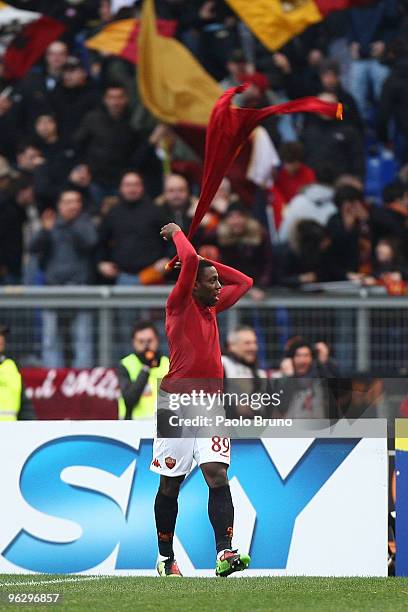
[118,321,169,420]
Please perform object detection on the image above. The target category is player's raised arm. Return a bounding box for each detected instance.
[204,258,253,312]
[161,223,199,310]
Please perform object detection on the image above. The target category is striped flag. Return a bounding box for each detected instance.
[0,0,39,52]
[86,17,177,65]
[0,1,65,80]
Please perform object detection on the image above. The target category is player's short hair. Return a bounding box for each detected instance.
[132,320,159,339]
[196,259,215,281]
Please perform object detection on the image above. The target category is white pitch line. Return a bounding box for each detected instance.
[0,576,105,588]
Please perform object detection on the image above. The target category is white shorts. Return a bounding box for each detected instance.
[151,436,231,477]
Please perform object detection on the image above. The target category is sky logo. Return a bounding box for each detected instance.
[2,436,359,573]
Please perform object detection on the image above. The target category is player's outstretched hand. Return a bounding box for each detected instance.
[160,223,181,242]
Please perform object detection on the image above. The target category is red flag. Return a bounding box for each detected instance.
[316,0,377,16]
[167,84,342,269]
[4,15,66,81]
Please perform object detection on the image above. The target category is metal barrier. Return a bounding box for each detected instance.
[0,286,408,373]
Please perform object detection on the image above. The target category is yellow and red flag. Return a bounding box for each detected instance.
[137,0,221,127]
[225,0,375,52]
[86,16,177,64]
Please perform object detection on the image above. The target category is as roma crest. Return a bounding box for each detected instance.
[165,456,177,469]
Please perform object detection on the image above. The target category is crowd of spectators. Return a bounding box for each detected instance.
[1,0,408,366]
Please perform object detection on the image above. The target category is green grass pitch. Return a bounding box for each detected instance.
[1,575,408,612]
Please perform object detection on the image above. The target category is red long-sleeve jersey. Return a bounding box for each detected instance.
[161,231,253,393]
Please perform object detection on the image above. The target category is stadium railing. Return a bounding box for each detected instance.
[0,286,408,375]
